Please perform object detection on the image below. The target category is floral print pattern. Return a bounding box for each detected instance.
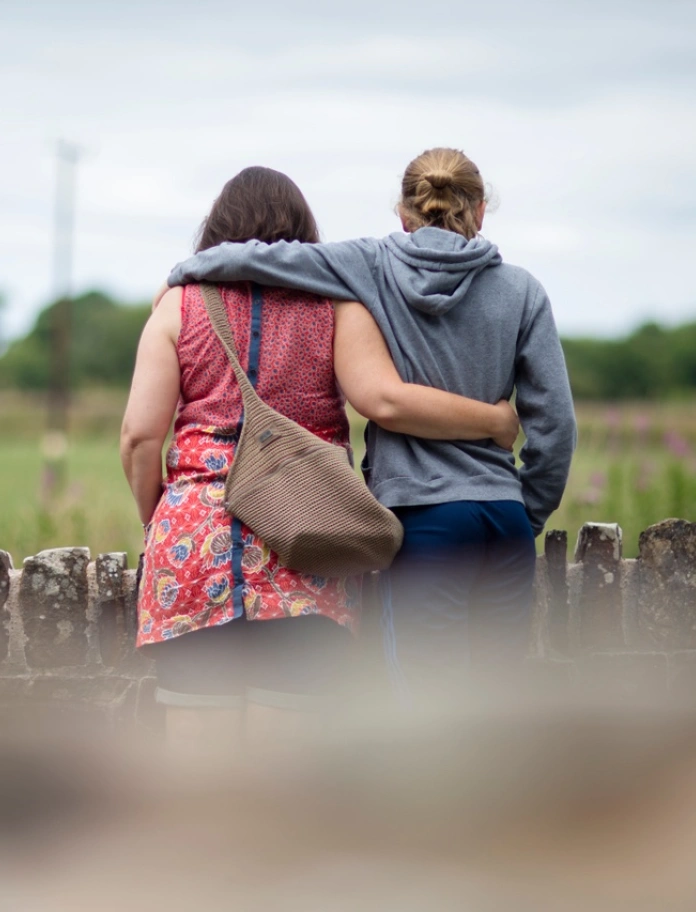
[136,284,359,647]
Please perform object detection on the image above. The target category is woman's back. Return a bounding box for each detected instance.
[345,230,571,524]
[122,164,374,741]
[135,281,354,648]
[176,283,349,446]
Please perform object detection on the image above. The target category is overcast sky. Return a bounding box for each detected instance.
[1,0,694,341]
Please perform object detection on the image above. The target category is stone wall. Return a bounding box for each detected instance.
[2,518,696,728]
[0,548,160,730]
[531,519,696,698]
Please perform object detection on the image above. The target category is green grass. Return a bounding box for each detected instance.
[544,401,696,557]
[0,439,144,568]
[0,390,143,567]
[2,392,696,564]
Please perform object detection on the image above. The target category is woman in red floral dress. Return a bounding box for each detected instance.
[121,166,519,748]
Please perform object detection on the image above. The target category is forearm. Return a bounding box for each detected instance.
[333,299,517,444]
[360,382,505,440]
[517,388,576,534]
[168,239,374,303]
[519,444,574,535]
[121,438,164,526]
[518,388,576,534]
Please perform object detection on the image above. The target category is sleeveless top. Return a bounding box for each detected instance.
[136,283,358,648]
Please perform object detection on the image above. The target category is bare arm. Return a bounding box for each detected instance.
[152,281,169,311]
[333,301,519,448]
[120,288,182,525]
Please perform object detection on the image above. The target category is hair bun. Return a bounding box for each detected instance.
[424,170,453,190]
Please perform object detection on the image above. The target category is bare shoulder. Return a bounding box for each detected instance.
[158,286,184,312]
[149,286,183,340]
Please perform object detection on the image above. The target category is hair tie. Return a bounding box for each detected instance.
[424,170,452,190]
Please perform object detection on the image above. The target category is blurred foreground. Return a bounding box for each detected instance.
[2,687,696,911]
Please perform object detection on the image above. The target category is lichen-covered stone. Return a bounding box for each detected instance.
[119,563,153,675]
[96,552,129,668]
[20,548,90,668]
[637,519,696,649]
[619,559,642,647]
[1,527,696,726]
[574,523,624,651]
[0,551,13,663]
[545,530,569,654]
[575,522,623,565]
[125,561,142,643]
[0,551,12,608]
[96,552,127,602]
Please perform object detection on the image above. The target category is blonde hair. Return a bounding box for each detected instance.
[399,147,485,239]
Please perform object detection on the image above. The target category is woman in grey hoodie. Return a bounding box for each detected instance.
[165,148,577,696]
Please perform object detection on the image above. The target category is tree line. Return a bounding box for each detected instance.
[0,291,694,401]
[0,292,150,391]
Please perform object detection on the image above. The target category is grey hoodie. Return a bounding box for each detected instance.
[168,228,576,535]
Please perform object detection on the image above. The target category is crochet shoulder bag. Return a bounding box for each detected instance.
[200,283,403,577]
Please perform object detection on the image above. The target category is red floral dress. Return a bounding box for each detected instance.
[137,283,359,648]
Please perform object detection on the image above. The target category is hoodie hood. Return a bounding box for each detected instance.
[384,227,502,315]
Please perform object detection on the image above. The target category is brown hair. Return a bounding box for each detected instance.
[399,148,486,239]
[196,166,320,252]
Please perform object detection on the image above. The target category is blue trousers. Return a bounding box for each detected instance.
[381,500,536,697]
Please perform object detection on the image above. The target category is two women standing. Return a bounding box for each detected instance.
[123,147,575,744]
[121,157,529,747]
[164,147,576,699]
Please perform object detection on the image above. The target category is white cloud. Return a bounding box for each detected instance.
[0,2,695,341]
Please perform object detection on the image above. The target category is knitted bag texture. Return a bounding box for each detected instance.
[201,283,404,577]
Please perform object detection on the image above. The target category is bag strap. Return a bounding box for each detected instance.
[199,282,260,412]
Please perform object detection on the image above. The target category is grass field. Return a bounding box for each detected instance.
[0,390,143,567]
[1,390,696,566]
[545,400,696,556]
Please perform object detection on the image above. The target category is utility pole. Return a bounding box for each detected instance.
[42,140,82,501]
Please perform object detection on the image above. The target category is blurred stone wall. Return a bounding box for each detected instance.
[2,518,696,730]
[0,548,160,731]
[532,518,696,699]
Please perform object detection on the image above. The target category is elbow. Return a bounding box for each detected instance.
[362,393,405,432]
[120,423,161,458]
[119,428,137,471]
[120,424,140,455]
[558,417,578,457]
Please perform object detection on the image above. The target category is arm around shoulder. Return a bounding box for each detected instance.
[168,238,379,304]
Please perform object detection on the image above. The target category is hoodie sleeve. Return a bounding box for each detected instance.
[515,283,577,537]
[168,238,379,304]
